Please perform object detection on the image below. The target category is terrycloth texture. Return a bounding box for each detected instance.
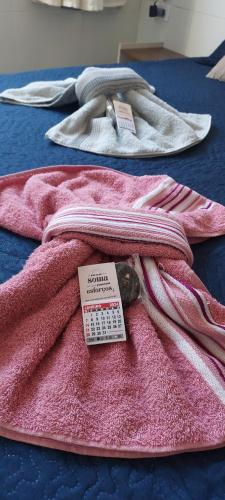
[1,165,225,458]
[0,58,225,498]
[75,67,153,103]
[0,78,77,108]
[0,67,211,157]
[43,205,193,264]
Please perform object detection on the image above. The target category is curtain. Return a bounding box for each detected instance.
[33,0,126,10]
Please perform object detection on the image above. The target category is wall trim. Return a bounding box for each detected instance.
[117,42,163,63]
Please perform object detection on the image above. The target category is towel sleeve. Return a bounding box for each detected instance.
[0,172,43,240]
[136,175,225,243]
[165,181,225,243]
[0,167,75,240]
[0,167,168,242]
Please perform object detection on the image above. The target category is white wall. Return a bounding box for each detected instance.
[137,0,225,57]
[0,0,141,73]
[2,0,224,74]
[164,0,225,56]
[136,0,167,44]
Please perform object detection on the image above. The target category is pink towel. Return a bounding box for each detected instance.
[1,164,225,458]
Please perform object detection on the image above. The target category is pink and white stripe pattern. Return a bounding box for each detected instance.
[133,255,225,404]
[133,176,213,213]
[132,177,225,403]
[43,205,193,264]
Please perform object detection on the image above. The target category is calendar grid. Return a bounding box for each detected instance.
[82,299,126,345]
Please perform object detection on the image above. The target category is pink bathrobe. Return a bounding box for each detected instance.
[1,164,225,458]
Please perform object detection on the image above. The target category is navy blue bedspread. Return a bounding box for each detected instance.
[0,58,225,499]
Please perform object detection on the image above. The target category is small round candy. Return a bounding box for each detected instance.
[115,262,140,306]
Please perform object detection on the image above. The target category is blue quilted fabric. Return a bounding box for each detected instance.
[1,59,225,499]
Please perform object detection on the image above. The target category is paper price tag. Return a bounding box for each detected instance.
[78,262,126,346]
[113,100,136,134]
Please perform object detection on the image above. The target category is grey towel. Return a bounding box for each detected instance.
[0,78,77,107]
[0,67,211,157]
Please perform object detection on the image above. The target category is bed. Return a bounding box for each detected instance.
[0,52,225,499]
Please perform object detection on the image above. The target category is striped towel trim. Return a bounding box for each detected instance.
[133,255,225,406]
[76,67,151,104]
[134,176,214,214]
[43,205,192,264]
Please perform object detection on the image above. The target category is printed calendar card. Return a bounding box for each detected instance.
[78,262,126,346]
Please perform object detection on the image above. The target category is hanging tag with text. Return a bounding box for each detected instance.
[113,100,136,134]
[78,262,126,346]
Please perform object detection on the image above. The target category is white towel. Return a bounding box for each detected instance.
[0,67,211,157]
[0,78,77,107]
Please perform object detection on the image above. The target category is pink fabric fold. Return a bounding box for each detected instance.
[1,164,225,458]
